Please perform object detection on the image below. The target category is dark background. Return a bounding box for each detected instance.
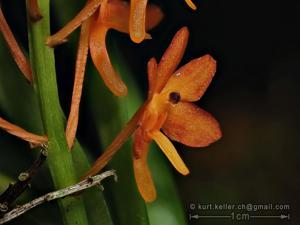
[1,0,300,224]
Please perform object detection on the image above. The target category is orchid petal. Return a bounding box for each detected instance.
[133,131,156,202]
[129,0,148,43]
[66,19,91,149]
[155,27,189,93]
[162,102,221,147]
[147,57,158,98]
[101,0,129,33]
[184,0,197,10]
[46,0,104,47]
[162,54,216,102]
[89,19,127,96]
[149,130,189,175]
[0,8,32,83]
[102,0,162,35]
[133,127,147,158]
[0,117,47,146]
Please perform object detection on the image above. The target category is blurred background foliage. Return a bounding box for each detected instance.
[1,0,300,225]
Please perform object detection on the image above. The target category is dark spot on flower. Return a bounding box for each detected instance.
[169,92,181,104]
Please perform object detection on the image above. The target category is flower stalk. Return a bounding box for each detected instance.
[26,0,89,225]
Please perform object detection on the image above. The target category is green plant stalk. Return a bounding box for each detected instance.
[26,1,89,225]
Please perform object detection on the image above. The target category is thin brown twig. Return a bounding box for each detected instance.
[0,147,48,215]
[0,117,48,147]
[0,170,117,224]
[0,8,32,83]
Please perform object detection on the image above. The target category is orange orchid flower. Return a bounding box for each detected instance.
[65,0,163,148]
[83,27,221,202]
[130,0,196,43]
[89,0,163,96]
[47,0,162,95]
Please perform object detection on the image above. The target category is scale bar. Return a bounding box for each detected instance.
[189,214,230,219]
[190,214,290,220]
[251,214,290,219]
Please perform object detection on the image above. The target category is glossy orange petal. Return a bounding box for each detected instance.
[102,0,162,34]
[149,130,189,175]
[133,133,156,202]
[46,0,103,47]
[89,19,127,96]
[0,8,32,83]
[0,117,48,146]
[161,54,216,102]
[66,19,91,150]
[133,127,146,158]
[100,0,129,33]
[139,93,170,132]
[147,57,158,98]
[184,0,197,10]
[153,111,168,131]
[99,0,109,20]
[162,102,221,147]
[129,0,148,43]
[154,27,189,93]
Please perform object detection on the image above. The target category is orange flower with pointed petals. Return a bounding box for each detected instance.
[130,0,197,43]
[59,0,163,148]
[89,0,163,96]
[47,0,162,96]
[133,27,221,201]
[83,27,221,202]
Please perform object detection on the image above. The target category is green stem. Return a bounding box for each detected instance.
[26,1,89,225]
